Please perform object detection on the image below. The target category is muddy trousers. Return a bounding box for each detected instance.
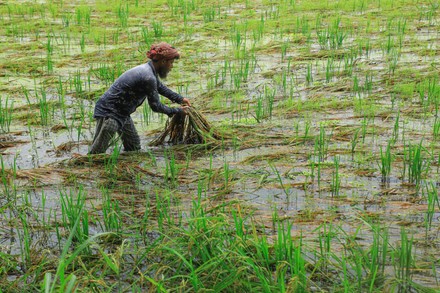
[89,117,141,154]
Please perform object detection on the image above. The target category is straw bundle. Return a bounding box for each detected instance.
[149,107,221,146]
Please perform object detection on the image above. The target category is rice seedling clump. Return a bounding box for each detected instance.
[149,107,222,145]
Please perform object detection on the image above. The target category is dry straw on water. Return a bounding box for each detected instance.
[149,107,222,146]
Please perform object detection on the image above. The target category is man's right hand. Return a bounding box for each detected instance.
[181,98,191,106]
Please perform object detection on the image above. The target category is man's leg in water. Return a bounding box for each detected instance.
[119,117,141,152]
[89,117,120,154]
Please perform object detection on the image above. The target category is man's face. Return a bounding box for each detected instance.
[157,59,175,79]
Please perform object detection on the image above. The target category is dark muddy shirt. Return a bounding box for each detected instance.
[93,61,183,127]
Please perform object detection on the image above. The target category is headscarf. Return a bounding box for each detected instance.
[147,42,180,61]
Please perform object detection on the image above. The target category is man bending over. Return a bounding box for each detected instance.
[89,42,190,154]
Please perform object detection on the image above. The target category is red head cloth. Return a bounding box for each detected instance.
[147,42,180,61]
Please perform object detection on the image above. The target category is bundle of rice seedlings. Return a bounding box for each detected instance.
[149,107,222,146]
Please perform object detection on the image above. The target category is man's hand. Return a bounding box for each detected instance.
[181,98,191,106]
[181,105,190,115]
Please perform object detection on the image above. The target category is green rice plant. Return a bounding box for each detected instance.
[152,20,163,38]
[164,150,178,187]
[418,76,440,115]
[351,128,360,154]
[280,39,289,61]
[391,228,414,292]
[316,16,347,49]
[42,217,111,293]
[402,141,429,187]
[59,185,89,245]
[308,157,316,183]
[59,31,72,54]
[388,48,400,75]
[331,155,341,197]
[0,155,16,207]
[433,116,440,140]
[314,123,329,162]
[317,222,335,274]
[40,189,50,229]
[303,119,312,144]
[141,26,153,48]
[0,95,13,133]
[325,55,335,83]
[397,17,407,36]
[254,94,264,122]
[264,85,276,119]
[364,73,373,95]
[295,15,311,40]
[306,63,313,85]
[252,14,265,42]
[101,187,121,233]
[72,70,84,98]
[280,222,306,291]
[230,23,246,53]
[117,3,129,28]
[352,75,360,96]
[417,2,438,24]
[378,141,394,182]
[92,63,121,86]
[104,143,121,179]
[202,6,217,23]
[76,116,84,143]
[223,160,230,190]
[315,19,329,49]
[26,120,40,167]
[75,6,91,26]
[361,115,368,143]
[383,34,395,55]
[343,52,356,76]
[56,76,66,105]
[339,221,390,291]
[423,182,439,236]
[157,192,182,231]
[369,224,390,290]
[392,112,400,142]
[36,86,50,126]
[17,212,31,267]
[79,32,85,53]
[61,12,71,27]
[400,117,408,143]
[142,102,152,126]
[46,34,53,73]
[316,159,322,191]
[21,85,31,106]
[269,162,290,197]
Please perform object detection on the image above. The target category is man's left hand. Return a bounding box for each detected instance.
[181,105,190,114]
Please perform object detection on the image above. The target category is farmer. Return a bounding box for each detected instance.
[89,42,190,154]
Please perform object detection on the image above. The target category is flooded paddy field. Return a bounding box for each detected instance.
[0,0,440,291]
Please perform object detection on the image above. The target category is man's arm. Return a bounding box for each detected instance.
[146,89,182,117]
[157,80,190,106]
